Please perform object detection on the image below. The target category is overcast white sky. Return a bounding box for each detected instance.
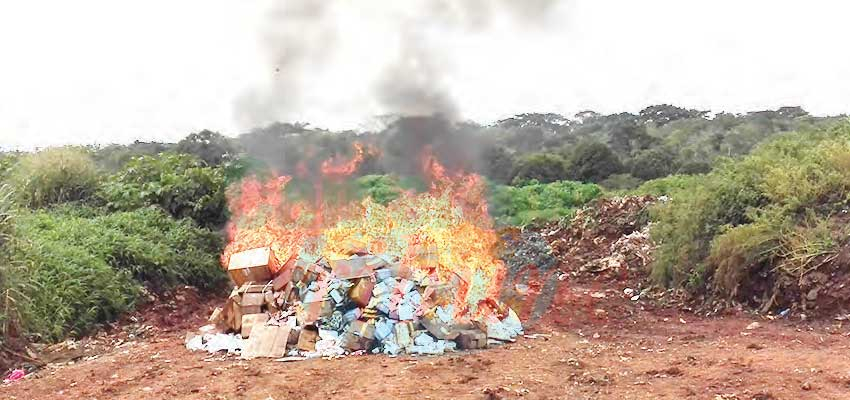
[1,0,849,149]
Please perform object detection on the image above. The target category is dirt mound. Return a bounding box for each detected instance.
[544,195,655,281]
[497,196,658,326]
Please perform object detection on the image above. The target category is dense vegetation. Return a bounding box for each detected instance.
[646,121,850,311]
[0,148,227,343]
[0,105,844,346]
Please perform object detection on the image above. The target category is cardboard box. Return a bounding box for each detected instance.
[394,321,415,349]
[348,319,376,340]
[227,248,275,286]
[241,324,291,359]
[423,284,455,307]
[221,289,243,332]
[420,311,459,340]
[296,325,319,351]
[456,330,487,350]
[329,257,372,279]
[348,278,374,307]
[272,269,292,291]
[241,313,269,338]
[340,332,374,351]
[338,237,367,256]
[241,292,265,315]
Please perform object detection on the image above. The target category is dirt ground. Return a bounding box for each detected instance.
[5,283,850,400]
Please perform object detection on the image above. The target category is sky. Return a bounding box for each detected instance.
[1,0,849,149]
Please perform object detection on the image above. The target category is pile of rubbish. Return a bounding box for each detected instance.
[186,246,522,360]
[543,195,657,279]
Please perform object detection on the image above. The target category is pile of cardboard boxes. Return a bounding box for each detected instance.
[200,246,522,359]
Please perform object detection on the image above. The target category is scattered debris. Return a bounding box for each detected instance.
[544,196,656,280]
[3,369,26,384]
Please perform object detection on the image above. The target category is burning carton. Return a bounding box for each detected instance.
[227,247,275,286]
[191,250,523,360]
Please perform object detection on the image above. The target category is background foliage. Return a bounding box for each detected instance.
[648,121,850,309]
[0,107,845,345]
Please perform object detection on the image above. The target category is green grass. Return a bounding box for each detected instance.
[489,180,602,226]
[6,206,226,341]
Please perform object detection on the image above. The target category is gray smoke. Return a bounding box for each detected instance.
[374,0,560,120]
[233,1,337,129]
[234,1,562,181]
[374,30,460,121]
[235,1,560,128]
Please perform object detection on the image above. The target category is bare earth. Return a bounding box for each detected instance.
[4,284,850,400]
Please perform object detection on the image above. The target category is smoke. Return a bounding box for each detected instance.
[374,0,560,120]
[374,31,460,120]
[233,1,337,129]
[235,0,561,178]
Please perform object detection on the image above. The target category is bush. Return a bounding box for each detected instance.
[490,180,602,226]
[6,147,99,208]
[353,175,403,205]
[629,148,678,180]
[8,206,226,341]
[649,121,850,305]
[11,233,139,341]
[100,153,226,227]
[599,173,642,191]
[564,141,623,183]
[511,153,568,184]
[177,130,239,166]
[631,174,705,197]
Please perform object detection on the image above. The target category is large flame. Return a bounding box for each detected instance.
[221,143,506,317]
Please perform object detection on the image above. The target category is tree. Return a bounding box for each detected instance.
[678,161,712,175]
[94,141,175,171]
[564,141,623,183]
[177,130,239,166]
[639,104,707,126]
[630,148,678,180]
[608,120,656,156]
[482,146,515,184]
[776,106,808,119]
[511,153,568,184]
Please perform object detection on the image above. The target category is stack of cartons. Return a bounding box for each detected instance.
[202,246,522,359]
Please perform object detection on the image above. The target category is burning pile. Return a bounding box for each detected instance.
[187,145,523,359]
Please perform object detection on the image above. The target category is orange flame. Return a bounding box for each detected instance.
[222,143,506,318]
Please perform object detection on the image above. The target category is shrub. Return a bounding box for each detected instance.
[8,206,226,341]
[353,175,403,205]
[511,153,568,184]
[177,130,239,166]
[599,173,642,191]
[490,180,602,226]
[100,153,227,227]
[649,121,850,306]
[11,233,139,341]
[564,141,623,183]
[632,174,705,197]
[7,147,99,208]
[629,148,678,180]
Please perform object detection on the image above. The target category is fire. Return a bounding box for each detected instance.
[221,142,506,318]
[321,142,371,179]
